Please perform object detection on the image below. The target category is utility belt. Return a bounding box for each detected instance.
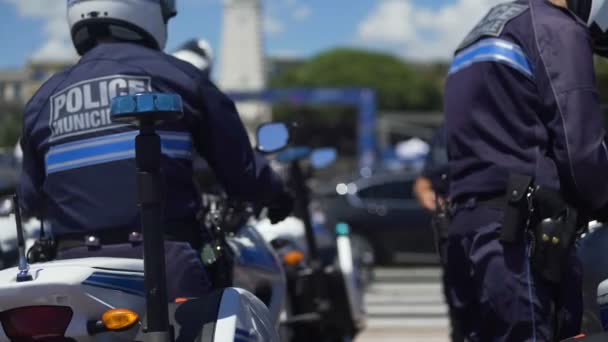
[475,174,584,284]
[28,222,203,263]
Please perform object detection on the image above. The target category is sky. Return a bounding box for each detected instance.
[0,0,504,70]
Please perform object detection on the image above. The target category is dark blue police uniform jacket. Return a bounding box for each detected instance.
[18,42,283,237]
[445,0,608,214]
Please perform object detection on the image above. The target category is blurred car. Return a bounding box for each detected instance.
[322,171,437,265]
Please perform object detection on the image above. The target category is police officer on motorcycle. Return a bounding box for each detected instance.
[172,38,214,79]
[445,0,608,340]
[18,0,293,300]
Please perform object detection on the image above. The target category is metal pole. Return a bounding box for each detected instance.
[136,122,170,340]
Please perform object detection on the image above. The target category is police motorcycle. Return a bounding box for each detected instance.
[0,93,286,342]
[197,189,287,330]
[256,144,365,342]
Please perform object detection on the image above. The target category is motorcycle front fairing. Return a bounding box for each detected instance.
[0,257,146,342]
[227,221,287,330]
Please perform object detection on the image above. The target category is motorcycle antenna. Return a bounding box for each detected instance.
[13,194,32,282]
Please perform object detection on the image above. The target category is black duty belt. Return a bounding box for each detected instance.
[477,196,508,209]
[56,223,202,252]
[451,193,509,212]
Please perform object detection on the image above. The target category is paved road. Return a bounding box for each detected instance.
[356,267,450,342]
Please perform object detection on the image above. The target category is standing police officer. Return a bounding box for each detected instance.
[414,123,464,342]
[18,0,293,300]
[445,0,608,340]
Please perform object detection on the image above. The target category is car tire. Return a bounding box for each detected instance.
[350,234,375,287]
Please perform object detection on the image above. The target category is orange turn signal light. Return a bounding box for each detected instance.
[283,251,305,266]
[102,308,139,331]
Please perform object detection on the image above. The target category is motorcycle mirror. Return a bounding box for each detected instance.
[310,148,337,169]
[276,146,312,163]
[0,196,14,216]
[256,122,290,154]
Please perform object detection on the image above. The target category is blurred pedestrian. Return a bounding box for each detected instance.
[414,123,463,342]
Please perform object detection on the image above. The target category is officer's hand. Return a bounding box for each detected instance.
[267,191,294,224]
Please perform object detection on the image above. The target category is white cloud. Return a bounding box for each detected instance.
[358,0,417,44]
[3,0,78,62]
[293,6,311,21]
[357,0,504,61]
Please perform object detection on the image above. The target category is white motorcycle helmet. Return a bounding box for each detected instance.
[172,39,214,77]
[568,0,608,56]
[67,0,177,55]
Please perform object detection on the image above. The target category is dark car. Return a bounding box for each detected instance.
[321,171,437,265]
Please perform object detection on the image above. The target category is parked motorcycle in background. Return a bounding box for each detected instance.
[256,143,366,342]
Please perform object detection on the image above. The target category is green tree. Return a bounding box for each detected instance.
[269,48,444,155]
[270,48,443,111]
[0,102,23,148]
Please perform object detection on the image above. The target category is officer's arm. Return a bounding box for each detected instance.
[541,27,608,210]
[17,104,46,217]
[193,79,283,204]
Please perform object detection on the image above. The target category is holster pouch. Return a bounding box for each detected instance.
[529,185,578,284]
[432,200,450,239]
[431,199,450,263]
[501,173,533,243]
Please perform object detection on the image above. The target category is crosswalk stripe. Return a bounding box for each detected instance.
[357,267,450,341]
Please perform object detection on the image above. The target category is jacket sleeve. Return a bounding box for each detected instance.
[539,25,608,210]
[192,78,284,203]
[17,101,46,217]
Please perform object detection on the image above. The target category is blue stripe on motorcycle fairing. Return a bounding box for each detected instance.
[235,328,255,338]
[91,271,145,279]
[234,338,249,342]
[82,272,145,297]
[238,248,277,271]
